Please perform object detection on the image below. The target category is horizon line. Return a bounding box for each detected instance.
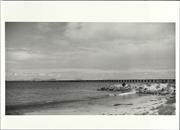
[6,78,176,81]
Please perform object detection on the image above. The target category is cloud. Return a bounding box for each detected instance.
[5,23,175,80]
[12,51,43,60]
[36,23,52,33]
[64,23,174,44]
[36,22,67,34]
[6,48,44,60]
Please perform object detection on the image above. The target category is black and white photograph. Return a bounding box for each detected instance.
[5,22,176,115]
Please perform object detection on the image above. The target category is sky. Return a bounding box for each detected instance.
[5,22,175,80]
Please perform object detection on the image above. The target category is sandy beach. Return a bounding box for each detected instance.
[25,94,168,115]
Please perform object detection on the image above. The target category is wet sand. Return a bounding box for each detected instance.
[26,94,167,115]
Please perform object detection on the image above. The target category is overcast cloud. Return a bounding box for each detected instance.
[5,22,175,80]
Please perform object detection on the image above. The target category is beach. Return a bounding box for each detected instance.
[25,94,168,115]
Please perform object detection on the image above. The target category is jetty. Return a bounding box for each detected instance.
[48,79,175,83]
[6,79,175,84]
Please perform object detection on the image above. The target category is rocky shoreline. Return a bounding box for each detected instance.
[97,82,176,115]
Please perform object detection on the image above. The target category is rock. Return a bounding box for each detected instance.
[97,83,132,92]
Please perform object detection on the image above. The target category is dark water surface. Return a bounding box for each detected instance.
[6,81,117,114]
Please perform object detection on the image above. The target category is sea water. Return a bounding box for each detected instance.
[6,81,141,115]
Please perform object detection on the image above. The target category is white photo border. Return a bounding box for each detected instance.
[1,1,179,129]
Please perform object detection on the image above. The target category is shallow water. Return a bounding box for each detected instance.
[6,81,144,115]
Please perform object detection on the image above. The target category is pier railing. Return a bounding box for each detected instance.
[45,79,175,83]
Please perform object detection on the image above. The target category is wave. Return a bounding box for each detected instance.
[6,94,109,115]
[109,91,136,96]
